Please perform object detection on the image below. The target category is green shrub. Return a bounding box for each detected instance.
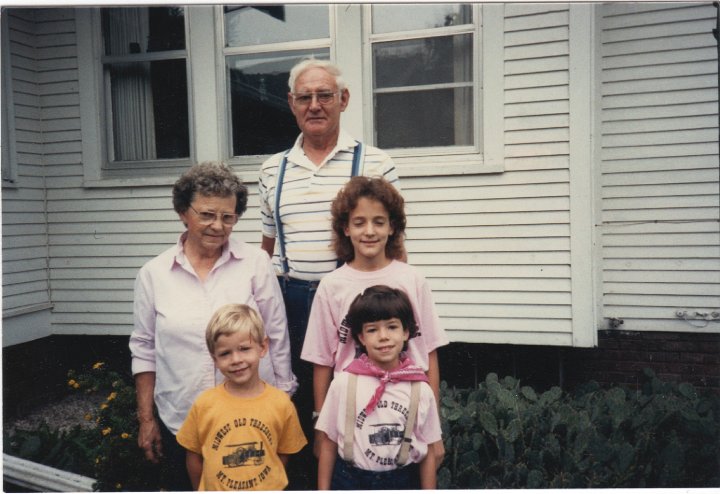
[438,369,720,489]
[7,364,719,490]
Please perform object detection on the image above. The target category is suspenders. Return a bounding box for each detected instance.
[344,374,421,467]
[274,142,364,279]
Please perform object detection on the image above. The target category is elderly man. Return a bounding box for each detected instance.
[258,59,402,488]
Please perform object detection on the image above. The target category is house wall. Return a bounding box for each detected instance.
[2,3,718,350]
[2,8,53,345]
[598,2,720,333]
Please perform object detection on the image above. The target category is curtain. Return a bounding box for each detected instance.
[105,8,157,161]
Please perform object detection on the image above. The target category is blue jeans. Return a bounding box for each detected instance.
[331,458,421,490]
[278,276,319,490]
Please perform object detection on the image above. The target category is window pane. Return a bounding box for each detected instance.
[375,87,473,149]
[374,34,472,89]
[108,60,189,161]
[224,5,329,47]
[372,4,472,34]
[102,7,185,55]
[227,49,330,156]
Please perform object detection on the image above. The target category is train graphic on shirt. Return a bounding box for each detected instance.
[222,441,266,467]
[368,423,404,446]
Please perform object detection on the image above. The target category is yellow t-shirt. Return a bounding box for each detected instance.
[177,382,307,491]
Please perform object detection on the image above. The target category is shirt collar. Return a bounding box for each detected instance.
[289,129,358,168]
[170,233,246,270]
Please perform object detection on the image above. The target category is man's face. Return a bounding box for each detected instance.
[288,67,349,142]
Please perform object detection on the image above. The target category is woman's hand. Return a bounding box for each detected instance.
[138,417,163,463]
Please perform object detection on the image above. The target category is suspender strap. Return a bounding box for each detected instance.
[344,374,421,467]
[396,381,421,466]
[275,143,363,278]
[274,151,291,279]
[344,373,358,462]
[351,142,364,177]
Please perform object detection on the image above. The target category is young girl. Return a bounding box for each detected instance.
[315,285,441,489]
[300,176,448,430]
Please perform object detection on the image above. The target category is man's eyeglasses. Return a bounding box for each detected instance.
[292,91,338,107]
[189,204,238,226]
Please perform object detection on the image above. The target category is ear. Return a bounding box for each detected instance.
[344,224,351,237]
[339,88,350,112]
[179,210,189,228]
[259,337,269,358]
[357,331,367,348]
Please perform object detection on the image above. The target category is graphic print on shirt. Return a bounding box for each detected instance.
[210,417,275,490]
[222,441,266,468]
[356,399,413,466]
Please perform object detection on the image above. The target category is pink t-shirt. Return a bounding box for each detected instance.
[301,260,449,373]
[315,372,441,471]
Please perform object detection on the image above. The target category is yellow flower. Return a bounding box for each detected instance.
[107,392,117,401]
[116,483,122,489]
[84,413,93,421]
[95,457,100,464]
[93,362,105,370]
[73,382,80,389]
[100,403,109,410]
[121,432,130,439]
[102,427,112,436]
[67,379,76,387]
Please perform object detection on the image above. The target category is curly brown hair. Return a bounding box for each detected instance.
[172,161,248,216]
[331,176,406,263]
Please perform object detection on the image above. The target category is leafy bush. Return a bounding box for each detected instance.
[5,362,170,491]
[438,369,720,489]
[3,422,98,477]
[7,364,719,490]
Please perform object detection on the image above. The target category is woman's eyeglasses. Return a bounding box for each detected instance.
[189,205,238,226]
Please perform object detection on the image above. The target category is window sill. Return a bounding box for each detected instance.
[393,155,504,177]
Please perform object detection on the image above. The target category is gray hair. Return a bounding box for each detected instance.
[288,58,346,93]
[172,161,248,216]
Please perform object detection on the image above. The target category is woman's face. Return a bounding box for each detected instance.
[179,194,237,255]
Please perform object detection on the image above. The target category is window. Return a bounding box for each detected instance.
[368,4,476,151]
[101,7,190,167]
[78,4,498,184]
[223,5,330,156]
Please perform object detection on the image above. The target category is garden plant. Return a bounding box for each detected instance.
[5,363,719,490]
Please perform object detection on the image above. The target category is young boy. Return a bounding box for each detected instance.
[301,176,448,460]
[177,304,307,491]
[315,285,442,489]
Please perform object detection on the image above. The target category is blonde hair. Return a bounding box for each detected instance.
[205,304,265,354]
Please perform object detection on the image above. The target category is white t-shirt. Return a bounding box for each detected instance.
[301,260,449,373]
[316,372,442,471]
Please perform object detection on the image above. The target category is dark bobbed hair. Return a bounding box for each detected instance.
[331,176,406,263]
[346,285,418,352]
[172,161,248,216]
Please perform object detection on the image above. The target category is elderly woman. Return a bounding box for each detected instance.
[130,162,296,490]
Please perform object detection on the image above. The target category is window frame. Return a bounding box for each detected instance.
[2,13,18,188]
[78,5,504,187]
[363,5,481,158]
[217,4,335,170]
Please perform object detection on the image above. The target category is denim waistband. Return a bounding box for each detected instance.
[277,276,320,290]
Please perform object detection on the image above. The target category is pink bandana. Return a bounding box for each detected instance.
[343,353,428,415]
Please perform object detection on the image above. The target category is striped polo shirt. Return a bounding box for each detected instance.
[258,130,400,281]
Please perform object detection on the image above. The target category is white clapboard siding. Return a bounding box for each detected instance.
[2,5,605,347]
[599,2,720,332]
[2,8,52,320]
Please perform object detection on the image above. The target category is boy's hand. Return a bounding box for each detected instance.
[138,417,163,463]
